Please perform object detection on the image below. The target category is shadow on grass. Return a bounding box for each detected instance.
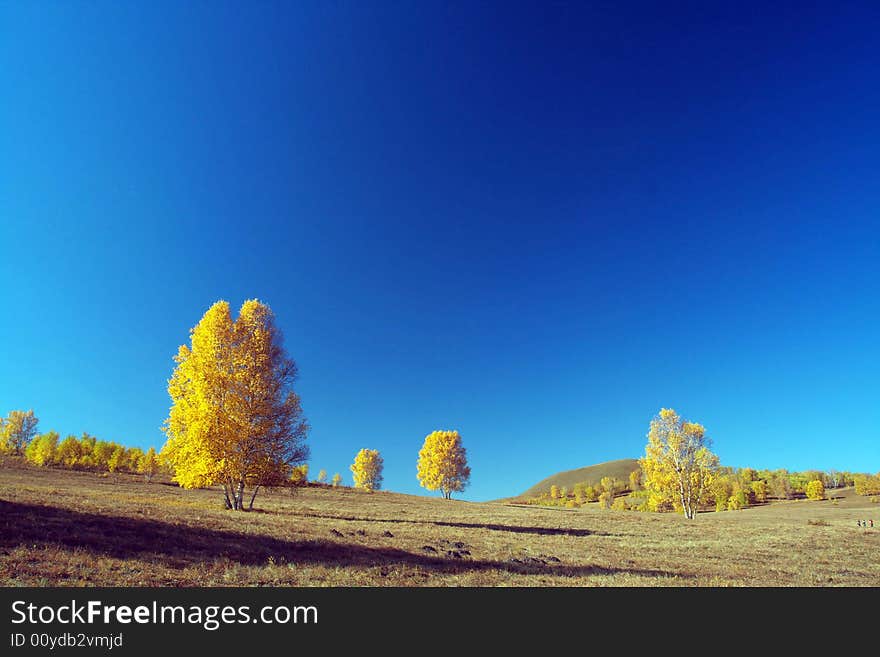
[0,500,684,580]
[289,510,608,537]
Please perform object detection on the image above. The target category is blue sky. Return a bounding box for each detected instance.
[1,2,878,501]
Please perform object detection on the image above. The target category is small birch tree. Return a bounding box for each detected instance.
[639,408,718,519]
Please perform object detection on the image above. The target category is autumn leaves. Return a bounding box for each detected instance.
[161,300,471,510]
[416,430,471,499]
[347,430,472,497]
[161,300,309,510]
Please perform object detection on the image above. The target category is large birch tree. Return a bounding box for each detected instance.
[640,408,718,519]
[161,299,309,510]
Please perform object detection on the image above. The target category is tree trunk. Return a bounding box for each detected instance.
[248,485,261,510]
[223,484,233,510]
[235,479,246,511]
[676,473,689,519]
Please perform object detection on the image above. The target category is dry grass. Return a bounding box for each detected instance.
[1,459,878,587]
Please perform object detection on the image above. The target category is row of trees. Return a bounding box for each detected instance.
[343,430,472,496]
[632,408,876,516]
[528,475,634,509]
[2,410,163,481]
[526,408,873,518]
[854,473,880,496]
[160,300,472,510]
[26,432,163,480]
[288,465,344,487]
[4,298,473,511]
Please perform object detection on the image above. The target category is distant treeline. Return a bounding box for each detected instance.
[21,431,163,480]
[1,410,164,481]
[526,466,880,512]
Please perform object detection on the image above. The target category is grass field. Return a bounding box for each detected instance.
[1,459,878,587]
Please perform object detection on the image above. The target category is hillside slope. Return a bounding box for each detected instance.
[1,460,878,587]
[519,458,640,498]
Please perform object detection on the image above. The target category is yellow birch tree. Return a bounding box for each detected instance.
[161,299,309,510]
[350,448,383,491]
[805,479,825,500]
[416,430,471,499]
[640,408,718,519]
[138,447,161,482]
[3,409,39,454]
[24,431,59,466]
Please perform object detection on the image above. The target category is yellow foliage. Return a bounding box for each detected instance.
[750,479,768,503]
[350,448,383,491]
[805,479,825,501]
[629,469,641,491]
[107,446,125,473]
[3,409,39,454]
[712,477,732,512]
[55,435,83,469]
[727,493,744,511]
[416,430,471,499]
[137,447,161,482]
[24,431,59,467]
[160,299,309,510]
[290,464,309,485]
[583,485,599,502]
[639,408,719,519]
[853,473,880,496]
[91,441,116,470]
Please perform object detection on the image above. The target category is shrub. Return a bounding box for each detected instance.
[854,474,880,496]
[727,490,747,511]
[55,435,82,469]
[750,480,768,503]
[629,469,641,492]
[137,447,160,482]
[289,464,309,485]
[24,431,59,467]
[805,479,825,501]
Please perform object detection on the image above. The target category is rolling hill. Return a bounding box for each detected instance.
[518,458,640,499]
[1,457,878,587]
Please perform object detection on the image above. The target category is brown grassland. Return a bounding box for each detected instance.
[1,458,877,587]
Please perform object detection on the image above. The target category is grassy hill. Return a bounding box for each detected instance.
[519,458,640,499]
[1,458,878,586]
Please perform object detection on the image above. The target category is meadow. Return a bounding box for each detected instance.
[1,458,877,587]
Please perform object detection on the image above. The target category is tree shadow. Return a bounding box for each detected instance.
[0,500,684,580]
[432,520,601,537]
[287,510,611,537]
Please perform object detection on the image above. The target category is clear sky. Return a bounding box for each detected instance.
[1,2,878,501]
